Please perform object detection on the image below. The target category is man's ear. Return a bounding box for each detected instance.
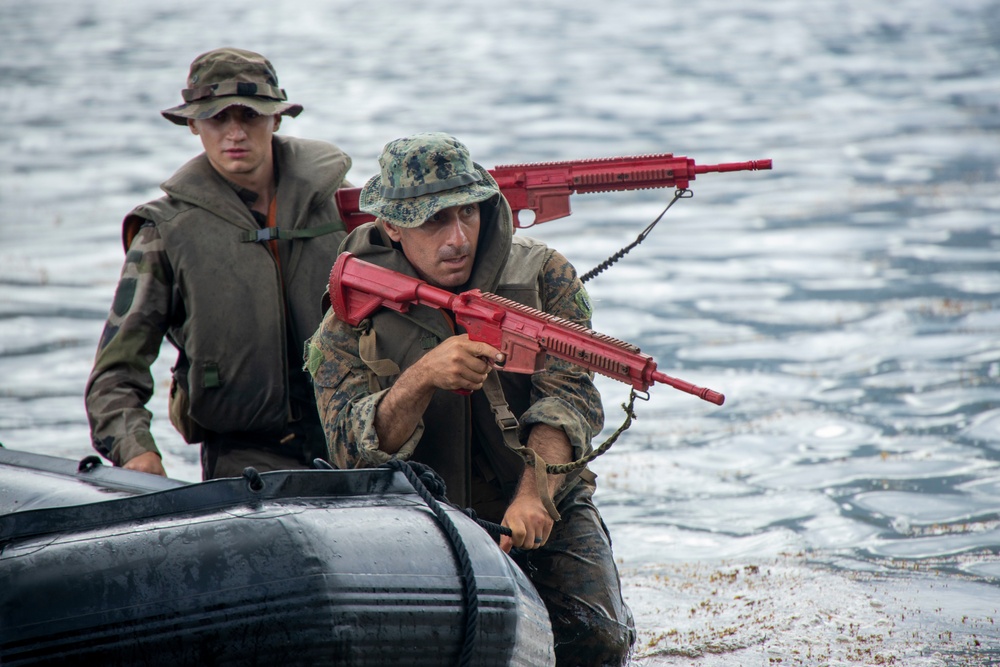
[273,115,281,132]
[382,220,403,243]
[188,119,199,135]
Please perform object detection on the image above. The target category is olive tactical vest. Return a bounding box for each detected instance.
[124,136,351,435]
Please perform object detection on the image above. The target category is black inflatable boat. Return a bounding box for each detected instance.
[0,447,554,666]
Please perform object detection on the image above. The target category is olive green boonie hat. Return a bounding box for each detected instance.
[161,47,303,125]
[359,132,500,228]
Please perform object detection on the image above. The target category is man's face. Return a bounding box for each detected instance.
[384,203,481,289]
[188,106,278,185]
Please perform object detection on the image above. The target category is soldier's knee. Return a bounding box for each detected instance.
[551,603,636,667]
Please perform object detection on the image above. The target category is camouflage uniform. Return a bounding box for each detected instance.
[308,133,635,666]
[85,49,352,479]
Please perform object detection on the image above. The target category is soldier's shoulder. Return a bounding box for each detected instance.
[130,195,198,224]
[541,248,580,285]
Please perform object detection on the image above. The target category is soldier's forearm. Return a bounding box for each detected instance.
[525,423,572,499]
[373,363,436,454]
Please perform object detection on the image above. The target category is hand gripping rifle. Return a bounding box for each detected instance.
[328,253,724,406]
[335,153,772,230]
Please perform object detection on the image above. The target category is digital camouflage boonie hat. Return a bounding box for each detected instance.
[359,132,500,228]
[160,47,303,125]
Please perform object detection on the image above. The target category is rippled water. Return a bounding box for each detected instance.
[2,1,999,664]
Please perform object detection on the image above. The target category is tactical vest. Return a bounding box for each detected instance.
[357,236,553,508]
[125,137,350,436]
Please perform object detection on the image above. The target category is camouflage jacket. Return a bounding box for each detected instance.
[307,197,604,508]
[86,135,351,466]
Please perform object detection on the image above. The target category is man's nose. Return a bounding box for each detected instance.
[225,119,249,139]
[443,216,468,245]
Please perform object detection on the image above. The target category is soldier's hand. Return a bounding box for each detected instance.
[123,451,167,477]
[416,334,504,393]
[499,494,553,553]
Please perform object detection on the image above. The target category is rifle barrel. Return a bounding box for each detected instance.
[650,370,726,405]
[696,159,772,174]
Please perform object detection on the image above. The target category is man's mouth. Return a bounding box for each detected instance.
[441,255,467,267]
[439,245,471,267]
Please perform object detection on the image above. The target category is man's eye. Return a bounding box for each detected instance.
[244,109,261,121]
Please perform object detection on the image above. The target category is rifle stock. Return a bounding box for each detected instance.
[329,253,724,406]
[335,153,771,230]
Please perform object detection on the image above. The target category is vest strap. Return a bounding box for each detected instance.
[359,327,402,379]
[240,222,344,243]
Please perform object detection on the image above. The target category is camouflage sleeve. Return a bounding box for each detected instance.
[84,223,172,466]
[518,249,605,460]
[305,310,423,469]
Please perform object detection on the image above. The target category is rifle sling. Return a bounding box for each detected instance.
[482,372,561,522]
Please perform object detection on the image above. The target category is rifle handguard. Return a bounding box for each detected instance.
[334,152,772,229]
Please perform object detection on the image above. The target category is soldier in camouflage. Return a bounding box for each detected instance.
[307,132,635,666]
[86,48,352,479]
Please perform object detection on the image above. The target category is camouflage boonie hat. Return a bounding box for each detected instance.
[359,132,500,228]
[160,47,303,126]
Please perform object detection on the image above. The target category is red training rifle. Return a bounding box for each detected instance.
[328,252,725,406]
[335,153,772,230]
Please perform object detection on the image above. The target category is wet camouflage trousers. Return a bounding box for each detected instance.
[509,480,635,667]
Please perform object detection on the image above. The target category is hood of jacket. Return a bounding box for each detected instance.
[340,190,515,294]
[160,134,351,231]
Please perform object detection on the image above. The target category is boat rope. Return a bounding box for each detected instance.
[381,459,485,667]
[461,507,510,541]
[242,467,264,492]
[77,455,102,473]
[580,188,692,283]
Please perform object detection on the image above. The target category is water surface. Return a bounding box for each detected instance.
[2,1,999,664]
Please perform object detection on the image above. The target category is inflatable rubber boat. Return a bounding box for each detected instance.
[0,446,553,666]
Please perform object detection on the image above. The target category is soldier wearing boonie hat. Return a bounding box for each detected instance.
[308,132,636,666]
[358,132,500,229]
[160,47,303,125]
[87,47,353,482]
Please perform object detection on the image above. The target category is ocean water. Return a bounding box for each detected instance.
[1,1,999,664]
